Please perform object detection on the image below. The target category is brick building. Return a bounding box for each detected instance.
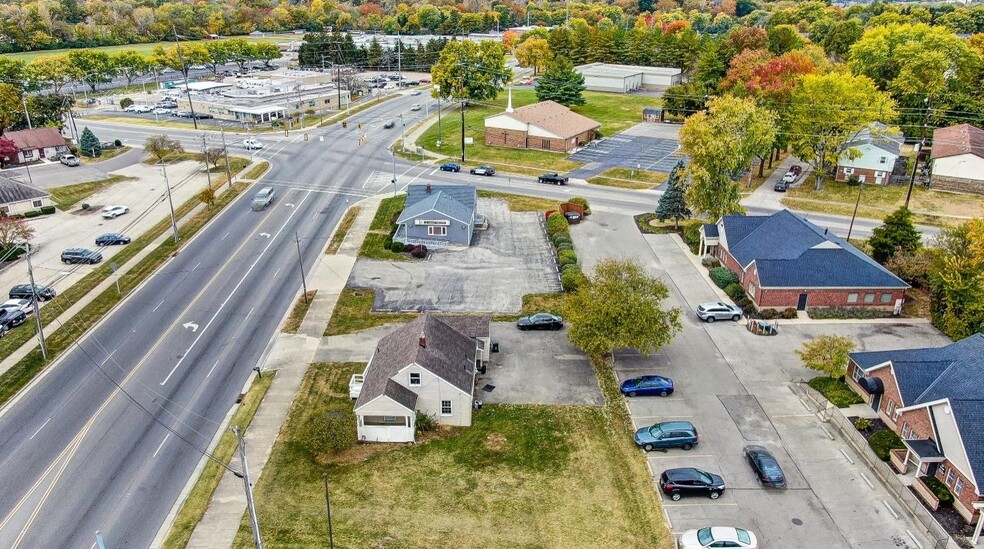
[846,335,984,524]
[835,122,903,185]
[699,210,908,312]
[930,124,984,195]
[484,96,600,153]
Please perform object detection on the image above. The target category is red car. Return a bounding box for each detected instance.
[419,78,431,83]
[789,165,802,176]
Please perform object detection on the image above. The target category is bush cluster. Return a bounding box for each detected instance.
[701,257,721,269]
[920,476,955,506]
[723,283,745,301]
[40,206,56,215]
[546,211,570,237]
[415,410,437,433]
[23,210,40,218]
[853,417,874,431]
[546,211,581,292]
[869,429,905,462]
[391,240,404,253]
[709,267,738,289]
[808,307,894,320]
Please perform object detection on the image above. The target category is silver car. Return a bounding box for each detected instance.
[60,154,80,167]
[696,301,742,322]
[252,186,275,211]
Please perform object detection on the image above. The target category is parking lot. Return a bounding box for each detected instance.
[568,123,687,180]
[348,198,560,313]
[572,211,950,549]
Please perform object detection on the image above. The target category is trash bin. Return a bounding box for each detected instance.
[473,399,483,411]
[491,341,499,353]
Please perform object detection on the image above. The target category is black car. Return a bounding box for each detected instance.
[61,247,103,264]
[744,445,787,488]
[773,180,789,192]
[10,284,56,301]
[383,120,396,129]
[0,308,27,329]
[659,467,726,501]
[440,162,461,172]
[95,233,131,246]
[516,313,563,330]
[192,113,214,119]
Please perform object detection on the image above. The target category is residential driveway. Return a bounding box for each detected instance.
[5,147,146,189]
[571,211,946,549]
[476,321,602,405]
[0,161,212,302]
[349,198,561,313]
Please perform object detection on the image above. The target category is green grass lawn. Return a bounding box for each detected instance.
[476,189,565,212]
[418,89,660,175]
[808,376,864,408]
[358,194,408,261]
[282,290,318,334]
[588,167,669,190]
[325,206,361,254]
[47,175,133,210]
[231,362,672,549]
[2,35,297,62]
[324,289,419,336]
[81,146,132,164]
[241,161,270,181]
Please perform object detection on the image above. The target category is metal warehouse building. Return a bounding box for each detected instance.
[574,63,683,93]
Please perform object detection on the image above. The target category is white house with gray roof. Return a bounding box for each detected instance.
[835,122,904,185]
[393,184,478,248]
[0,174,52,215]
[350,313,490,443]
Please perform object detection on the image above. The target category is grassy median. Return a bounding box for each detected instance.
[588,167,669,190]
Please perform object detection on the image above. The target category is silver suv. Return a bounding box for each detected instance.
[251,187,275,211]
[696,301,742,322]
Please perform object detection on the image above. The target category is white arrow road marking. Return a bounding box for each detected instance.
[284,203,295,208]
[182,322,199,332]
[259,232,271,238]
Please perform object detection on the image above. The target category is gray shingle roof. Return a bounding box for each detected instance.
[0,175,50,206]
[382,379,418,411]
[354,313,488,410]
[842,122,903,157]
[396,190,474,225]
[407,184,476,211]
[701,223,718,238]
[721,210,908,289]
[949,400,984,486]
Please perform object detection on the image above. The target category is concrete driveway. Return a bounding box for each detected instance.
[349,198,560,313]
[476,321,602,405]
[573,211,949,549]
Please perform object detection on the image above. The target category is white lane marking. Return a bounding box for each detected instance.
[222,231,230,241]
[429,168,437,175]
[152,299,165,312]
[206,359,220,378]
[247,307,255,318]
[100,349,117,365]
[160,191,312,386]
[193,262,201,271]
[152,433,170,457]
[273,267,281,277]
[362,170,376,189]
[29,418,52,440]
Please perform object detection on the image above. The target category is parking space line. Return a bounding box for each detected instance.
[858,472,874,489]
[662,502,738,507]
[646,454,714,459]
[838,448,855,464]
[630,415,694,421]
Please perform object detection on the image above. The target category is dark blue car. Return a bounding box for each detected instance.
[744,445,787,488]
[95,233,131,246]
[440,162,461,172]
[620,375,674,397]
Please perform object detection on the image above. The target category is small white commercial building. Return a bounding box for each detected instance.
[575,63,683,93]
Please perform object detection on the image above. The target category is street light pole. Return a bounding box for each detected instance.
[201,134,213,192]
[160,162,180,243]
[390,147,398,195]
[846,181,864,242]
[234,427,263,549]
[904,142,922,211]
[173,25,199,130]
[221,128,233,188]
[21,95,32,129]
[460,99,466,163]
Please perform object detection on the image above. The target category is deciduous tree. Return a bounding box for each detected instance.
[514,36,552,75]
[0,217,35,249]
[869,207,922,264]
[0,84,23,135]
[796,335,856,378]
[0,137,19,167]
[67,49,114,91]
[534,56,586,106]
[565,258,682,357]
[144,134,184,163]
[431,39,510,102]
[112,50,149,86]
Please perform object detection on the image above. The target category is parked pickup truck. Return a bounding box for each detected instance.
[538,172,568,185]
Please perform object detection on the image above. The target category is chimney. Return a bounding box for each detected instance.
[426,183,432,194]
[419,335,426,348]
[824,228,828,235]
[506,86,513,113]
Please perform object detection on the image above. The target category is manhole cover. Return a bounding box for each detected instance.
[791,518,803,526]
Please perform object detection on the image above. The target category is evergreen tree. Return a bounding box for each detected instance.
[535,56,586,106]
[868,207,922,264]
[655,161,691,229]
[79,127,101,158]
[366,38,384,69]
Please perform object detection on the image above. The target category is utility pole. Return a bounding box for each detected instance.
[160,162,180,243]
[323,474,336,549]
[846,181,864,242]
[24,244,47,361]
[904,141,922,210]
[234,427,263,549]
[220,128,233,188]
[390,147,398,195]
[21,95,32,129]
[460,99,466,163]
[336,63,342,113]
[201,134,212,192]
[436,85,442,147]
[294,232,309,304]
[173,25,199,130]
[396,32,402,82]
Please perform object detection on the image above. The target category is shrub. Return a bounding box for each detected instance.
[40,206,56,215]
[709,267,739,289]
[410,245,427,258]
[0,246,26,261]
[81,203,90,211]
[736,296,754,312]
[416,410,437,433]
[920,476,955,506]
[546,212,570,237]
[885,249,931,288]
[683,221,702,246]
[114,139,123,147]
[781,308,798,319]
[869,429,905,461]
[390,240,405,253]
[808,307,893,320]
[404,243,416,252]
[724,283,745,301]
[561,267,583,292]
[23,210,40,218]
[312,410,356,454]
[552,232,572,246]
[555,242,574,253]
[569,196,591,214]
[119,97,134,109]
[846,177,861,187]
[561,263,580,275]
[558,249,577,264]
[701,257,721,269]
[853,417,874,431]
[759,308,779,319]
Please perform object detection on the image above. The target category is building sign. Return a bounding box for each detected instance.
[414,219,450,226]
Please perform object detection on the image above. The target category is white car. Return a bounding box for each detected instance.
[410,103,421,111]
[679,527,758,549]
[243,139,264,150]
[0,299,34,316]
[101,205,130,219]
[123,104,139,112]
[781,171,798,184]
[152,107,174,114]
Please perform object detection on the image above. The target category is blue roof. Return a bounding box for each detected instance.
[397,190,474,225]
[702,223,718,238]
[721,210,908,289]
[950,399,984,487]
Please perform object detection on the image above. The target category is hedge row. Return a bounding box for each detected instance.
[547,211,583,292]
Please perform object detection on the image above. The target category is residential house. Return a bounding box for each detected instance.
[574,63,683,92]
[698,209,908,311]
[484,95,600,153]
[393,184,478,248]
[350,313,491,443]
[0,174,53,215]
[2,128,68,165]
[930,124,984,194]
[835,122,903,185]
[846,334,984,523]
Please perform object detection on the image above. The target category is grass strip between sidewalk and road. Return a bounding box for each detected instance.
[476,190,563,212]
[587,167,669,190]
[159,369,274,549]
[81,146,132,164]
[241,161,270,181]
[325,206,360,254]
[47,174,134,210]
[282,291,318,334]
[0,169,249,408]
[358,195,407,261]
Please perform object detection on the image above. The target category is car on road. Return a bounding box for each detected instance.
[781,171,798,184]
[410,90,422,96]
[773,180,789,192]
[695,301,742,322]
[743,445,787,488]
[383,120,396,129]
[101,205,130,219]
[9,284,55,301]
[243,138,264,150]
[410,103,421,111]
[660,467,726,501]
[61,247,103,264]
[440,162,461,172]
[634,420,699,451]
[470,166,495,176]
[1,299,34,316]
[133,105,153,113]
[679,527,758,549]
[95,233,131,246]
[59,154,80,167]
[620,375,674,397]
[123,104,140,112]
[516,313,563,331]
[252,186,276,211]
[538,172,568,185]
[0,308,27,329]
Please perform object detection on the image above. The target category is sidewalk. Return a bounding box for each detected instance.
[401,102,454,162]
[179,195,382,549]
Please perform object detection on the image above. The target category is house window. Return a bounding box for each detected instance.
[852,365,863,382]
[747,284,756,297]
[954,477,964,496]
[847,293,859,304]
[946,469,955,486]
[880,293,892,304]
[886,399,896,417]
[864,293,876,304]
[409,372,421,386]
[32,200,42,208]
[22,149,34,159]
[879,156,887,164]
[843,167,854,176]
[939,464,947,478]
[901,421,910,439]
[441,400,452,415]
[427,225,447,236]
[892,406,901,422]
[540,139,550,150]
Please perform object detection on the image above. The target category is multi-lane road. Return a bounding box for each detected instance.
[0,91,940,548]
